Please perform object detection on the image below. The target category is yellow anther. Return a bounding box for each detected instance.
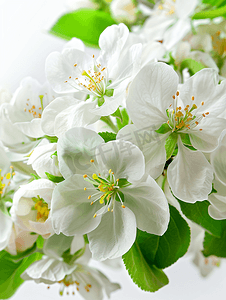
[201,101,204,106]
[74,64,77,67]
[108,169,112,174]
[10,166,13,169]
[111,209,113,212]
[121,205,125,208]
[195,121,199,125]
[93,213,97,218]
[92,173,98,180]
[6,173,11,180]
[199,128,203,131]
[176,91,179,96]
[90,159,94,163]
[108,207,110,211]
[191,96,195,100]
[83,174,88,178]
[84,187,87,191]
[205,112,209,115]
[90,201,94,205]
[192,104,197,109]
[88,195,91,200]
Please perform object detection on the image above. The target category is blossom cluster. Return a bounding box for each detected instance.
[1,0,226,298]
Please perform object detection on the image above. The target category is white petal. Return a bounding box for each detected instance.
[127,62,178,129]
[21,256,76,283]
[15,118,44,138]
[189,117,226,152]
[45,49,93,93]
[208,193,226,220]
[179,68,226,116]
[117,124,168,178]
[54,100,100,137]
[43,234,73,258]
[123,176,169,235]
[96,140,145,182]
[51,175,102,235]
[211,130,226,185]
[168,138,213,203]
[0,210,12,250]
[176,0,198,18]
[88,203,136,260]
[58,127,104,178]
[70,235,85,255]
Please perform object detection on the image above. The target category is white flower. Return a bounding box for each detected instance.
[5,77,58,138]
[46,24,142,116]
[21,234,120,299]
[125,62,226,202]
[51,127,169,261]
[188,222,220,277]
[27,139,61,178]
[5,225,38,256]
[142,0,199,49]
[110,0,137,24]
[173,41,218,71]
[10,179,56,237]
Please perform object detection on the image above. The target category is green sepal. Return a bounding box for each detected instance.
[192,4,226,19]
[45,172,64,183]
[156,123,171,134]
[165,132,178,160]
[98,131,117,142]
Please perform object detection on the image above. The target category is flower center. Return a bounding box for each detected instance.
[32,195,49,222]
[64,55,108,98]
[167,92,209,132]
[24,95,44,118]
[83,162,130,217]
[204,255,220,267]
[58,273,92,296]
[158,0,176,15]
[0,166,15,197]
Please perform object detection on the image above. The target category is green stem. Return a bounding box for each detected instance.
[100,116,118,133]
[192,5,226,19]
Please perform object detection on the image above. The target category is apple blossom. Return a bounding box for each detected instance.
[10,179,56,237]
[125,62,226,202]
[51,127,169,260]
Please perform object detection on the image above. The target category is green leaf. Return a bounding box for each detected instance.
[45,172,64,183]
[181,58,206,76]
[122,205,190,292]
[156,123,171,134]
[50,9,117,47]
[154,205,190,268]
[192,4,226,19]
[122,240,169,292]
[165,132,178,160]
[137,205,190,269]
[98,131,117,143]
[178,200,226,237]
[0,251,42,299]
[203,228,226,258]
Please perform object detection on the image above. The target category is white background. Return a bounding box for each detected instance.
[1,0,226,299]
